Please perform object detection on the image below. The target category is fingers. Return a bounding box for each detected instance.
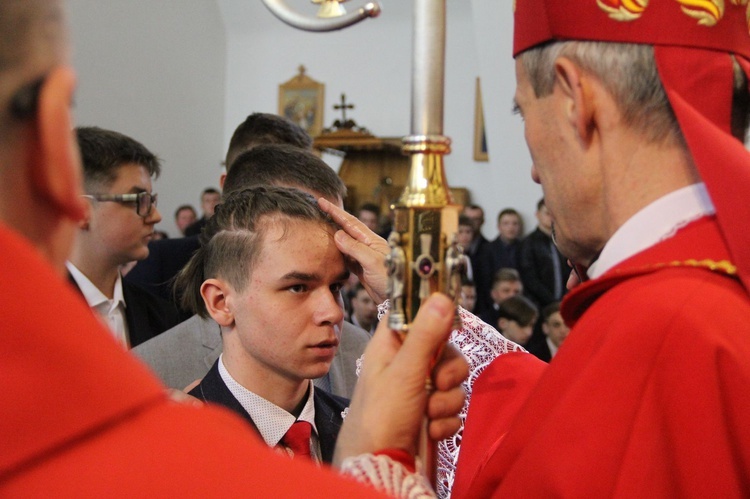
[426,385,465,420]
[333,230,389,303]
[333,230,379,261]
[167,388,203,406]
[388,294,457,380]
[319,197,389,251]
[319,197,375,244]
[432,344,470,392]
[359,312,405,371]
[428,416,462,442]
[183,378,202,393]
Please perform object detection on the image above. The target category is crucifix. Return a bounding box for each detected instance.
[333,93,354,123]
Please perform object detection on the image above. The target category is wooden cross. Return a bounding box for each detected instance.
[333,93,354,122]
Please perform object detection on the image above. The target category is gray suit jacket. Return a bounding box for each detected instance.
[132,315,370,398]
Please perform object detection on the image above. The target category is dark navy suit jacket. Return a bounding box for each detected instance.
[189,361,349,464]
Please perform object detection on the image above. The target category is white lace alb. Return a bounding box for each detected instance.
[375,300,528,498]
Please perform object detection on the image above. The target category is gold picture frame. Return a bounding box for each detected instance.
[473,77,489,162]
[278,66,325,138]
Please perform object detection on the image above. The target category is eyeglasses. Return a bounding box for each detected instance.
[83,192,158,218]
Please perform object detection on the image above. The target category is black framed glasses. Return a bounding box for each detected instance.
[82,192,158,218]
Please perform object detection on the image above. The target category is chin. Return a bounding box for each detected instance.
[305,363,333,380]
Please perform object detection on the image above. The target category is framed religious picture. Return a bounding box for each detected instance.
[473,77,489,162]
[278,66,325,138]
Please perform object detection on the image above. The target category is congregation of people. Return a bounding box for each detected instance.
[4,0,750,497]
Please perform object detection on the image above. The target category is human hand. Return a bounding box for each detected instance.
[167,387,202,406]
[318,198,390,304]
[333,293,469,466]
[183,378,202,393]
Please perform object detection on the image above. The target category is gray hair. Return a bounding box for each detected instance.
[519,41,683,144]
[519,40,749,143]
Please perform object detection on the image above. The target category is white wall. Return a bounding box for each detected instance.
[66,0,540,239]
[219,0,540,238]
[67,0,226,237]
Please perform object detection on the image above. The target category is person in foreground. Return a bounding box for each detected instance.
[448,1,750,496]
[0,1,467,495]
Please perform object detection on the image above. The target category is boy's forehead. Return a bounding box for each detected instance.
[256,217,339,259]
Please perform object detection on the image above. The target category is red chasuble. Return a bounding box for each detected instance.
[455,217,750,497]
[0,223,381,497]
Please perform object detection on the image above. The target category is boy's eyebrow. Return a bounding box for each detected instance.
[280,271,319,282]
[279,269,350,282]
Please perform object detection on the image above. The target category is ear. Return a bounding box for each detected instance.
[200,278,235,327]
[553,57,595,144]
[219,172,227,190]
[541,321,550,336]
[498,317,509,331]
[77,199,92,230]
[34,66,86,222]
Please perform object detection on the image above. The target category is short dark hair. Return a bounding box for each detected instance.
[225,113,312,169]
[458,214,474,228]
[541,301,562,323]
[201,188,220,197]
[223,144,346,202]
[492,268,521,286]
[498,295,538,327]
[75,126,160,192]
[465,204,484,214]
[174,186,339,317]
[174,204,196,219]
[497,207,520,223]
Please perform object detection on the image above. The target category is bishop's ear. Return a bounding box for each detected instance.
[554,57,595,143]
[200,278,235,327]
[35,66,87,222]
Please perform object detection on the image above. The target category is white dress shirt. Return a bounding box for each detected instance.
[66,262,129,347]
[588,183,715,279]
[218,355,321,461]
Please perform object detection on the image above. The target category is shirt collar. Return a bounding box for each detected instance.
[546,336,558,358]
[218,355,318,447]
[588,183,714,279]
[66,261,127,310]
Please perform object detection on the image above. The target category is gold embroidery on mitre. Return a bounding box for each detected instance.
[730,0,750,34]
[676,0,725,26]
[597,0,649,21]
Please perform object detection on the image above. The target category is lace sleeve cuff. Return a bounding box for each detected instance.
[339,453,436,498]
[377,299,390,321]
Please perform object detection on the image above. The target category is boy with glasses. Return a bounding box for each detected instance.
[67,126,181,348]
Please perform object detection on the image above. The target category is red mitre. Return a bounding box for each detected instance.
[513,0,750,291]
